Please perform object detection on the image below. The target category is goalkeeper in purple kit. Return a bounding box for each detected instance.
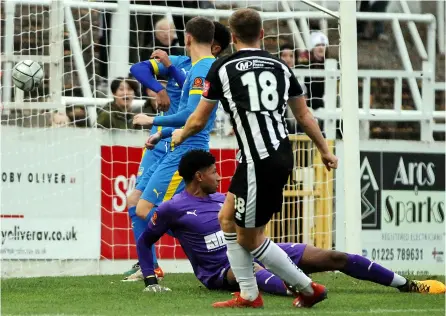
[136,150,445,295]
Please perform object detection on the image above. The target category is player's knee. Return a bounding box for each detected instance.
[329,251,348,269]
[237,233,263,252]
[136,200,152,220]
[127,189,142,208]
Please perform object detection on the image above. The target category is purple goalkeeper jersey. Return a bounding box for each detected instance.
[139,190,229,288]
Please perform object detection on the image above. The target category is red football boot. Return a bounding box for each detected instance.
[292,282,327,308]
[154,267,164,281]
[212,292,264,308]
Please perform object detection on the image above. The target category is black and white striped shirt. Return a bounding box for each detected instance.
[202,49,304,163]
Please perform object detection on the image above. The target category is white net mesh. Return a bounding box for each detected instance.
[1,0,340,277]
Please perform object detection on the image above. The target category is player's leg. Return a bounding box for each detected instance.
[253,264,289,296]
[125,148,153,275]
[217,193,262,307]
[246,143,326,308]
[130,148,160,241]
[223,262,290,296]
[137,147,187,220]
[124,188,143,276]
[215,141,325,308]
[296,245,445,294]
[126,145,169,278]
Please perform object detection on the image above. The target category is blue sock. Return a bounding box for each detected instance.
[129,206,158,268]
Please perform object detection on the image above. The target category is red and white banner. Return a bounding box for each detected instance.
[100,146,237,260]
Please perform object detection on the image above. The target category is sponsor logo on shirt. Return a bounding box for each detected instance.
[203,230,226,251]
[192,77,204,89]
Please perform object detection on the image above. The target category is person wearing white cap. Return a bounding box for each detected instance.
[296,30,329,112]
[308,31,329,65]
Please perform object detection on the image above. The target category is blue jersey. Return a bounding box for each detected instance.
[177,57,217,148]
[148,55,192,136]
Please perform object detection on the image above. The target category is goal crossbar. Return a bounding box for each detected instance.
[6,0,435,23]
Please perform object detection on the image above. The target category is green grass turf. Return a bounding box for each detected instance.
[2,273,445,316]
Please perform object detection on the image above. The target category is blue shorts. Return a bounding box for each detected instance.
[135,141,169,192]
[140,145,207,206]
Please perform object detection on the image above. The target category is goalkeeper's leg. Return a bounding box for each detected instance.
[223,264,289,296]
[297,245,445,294]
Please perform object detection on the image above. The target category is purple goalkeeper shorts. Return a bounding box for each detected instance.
[202,262,237,291]
[253,243,307,269]
[277,243,307,265]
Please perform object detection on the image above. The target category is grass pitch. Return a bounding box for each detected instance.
[2,273,445,316]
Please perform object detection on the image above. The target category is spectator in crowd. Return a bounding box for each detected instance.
[128,1,165,64]
[98,1,214,78]
[66,106,89,127]
[358,0,389,41]
[297,31,329,111]
[288,31,330,135]
[97,77,139,129]
[168,0,214,52]
[152,18,183,56]
[51,112,70,127]
[279,44,296,69]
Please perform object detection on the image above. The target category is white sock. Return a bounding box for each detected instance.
[224,232,259,301]
[251,238,314,295]
[390,273,407,287]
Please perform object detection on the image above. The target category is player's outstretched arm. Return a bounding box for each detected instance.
[172,98,217,145]
[133,106,193,129]
[150,80,206,129]
[137,204,173,292]
[152,105,194,127]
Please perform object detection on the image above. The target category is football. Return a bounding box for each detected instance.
[12,60,44,92]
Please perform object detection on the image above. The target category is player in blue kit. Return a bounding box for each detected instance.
[131,17,220,235]
[136,150,446,295]
[127,51,189,277]
[125,21,231,277]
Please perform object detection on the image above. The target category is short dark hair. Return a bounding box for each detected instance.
[178,150,216,183]
[110,77,138,94]
[186,17,215,44]
[213,21,231,53]
[280,44,294,54]
[229,8,262,44]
